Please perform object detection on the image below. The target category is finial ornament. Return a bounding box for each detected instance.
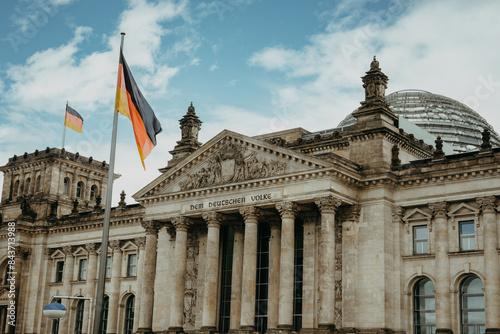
[358,56,390,111]
[480,128,492,152]
[433,136,445,160]
[370,55,379,70]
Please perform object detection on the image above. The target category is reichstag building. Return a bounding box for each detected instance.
[1,58,500,334]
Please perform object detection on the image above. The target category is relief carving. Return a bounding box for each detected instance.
[184,229,199,328]
[180,143,286,190]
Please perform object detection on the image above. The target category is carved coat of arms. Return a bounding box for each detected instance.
[180,143,286,190]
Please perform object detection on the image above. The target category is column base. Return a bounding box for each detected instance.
[137,328,155,334]
[485,329,500,334]
[435,329,453,334]
[165,327,185,334]
[238,326,256,334]
[317,324,337,334]
[267,326,293,334]
[199,326,219,334]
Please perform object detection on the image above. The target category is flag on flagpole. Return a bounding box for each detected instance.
[64,105,84,133]
[115,50,162,169]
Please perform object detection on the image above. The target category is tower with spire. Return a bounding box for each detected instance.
[167,102,203,168]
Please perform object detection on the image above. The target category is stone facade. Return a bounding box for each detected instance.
[1,59,500,334]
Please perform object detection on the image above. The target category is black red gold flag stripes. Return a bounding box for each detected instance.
[64,105,84,133]
[115,50,162,169]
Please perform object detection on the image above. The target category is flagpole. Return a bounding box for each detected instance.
[62,101,68,149]
[92,32,125,334]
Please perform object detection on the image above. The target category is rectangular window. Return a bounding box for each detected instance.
[127,254,137,277]
[413,225,428,255]
[293,220,304,332]
[105,256,112,279]
[255,223,270,334]
[218,226,234,334]
[78,259,87,281]
[55,261,64,282]
[460,221,475,251]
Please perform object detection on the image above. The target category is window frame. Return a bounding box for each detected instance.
[90,185,97,201]
[76,181,84,198]
[460,276,485,334]
[55,261,64,283]
[105,256,112,279]
[78,258,87,281]
[63,177,70,195]
[126,254,137,277]
[413,278,436,334]
[413,225,429,255]
[74,299,85,334]
[124,295,135,334]
[99,296,109,334]
[459,220,475,251]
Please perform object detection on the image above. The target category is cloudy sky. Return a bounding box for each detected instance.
[1,0,499,205]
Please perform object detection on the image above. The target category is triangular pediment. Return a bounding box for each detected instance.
[403,208,431,222]
[51,249,65,260]
[449,203,478,217]
[73,246,87,257]
[121,240,138,252]
[134,130,334,200]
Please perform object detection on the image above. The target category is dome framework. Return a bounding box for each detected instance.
[339,89,500,153]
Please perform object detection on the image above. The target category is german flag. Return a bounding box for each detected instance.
[115,50,162,169]
[65,105,84,133]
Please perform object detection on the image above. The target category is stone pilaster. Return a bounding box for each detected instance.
[201,212,223,333]
[107,240,122,334]
[301,213,318,329]
[267,218,281,330]
[276,201,299,331]
[168,217,192,333]
[477,196,500,334]
[230,224,245,330]
[239,206,260,332]
[83,242,98,334]
[137,221,161,334]
[60,245,74,333]
[429,202,452,334]
[315,196,342,332]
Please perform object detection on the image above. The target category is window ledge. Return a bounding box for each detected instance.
[48,282,64,286]
[402,254,435,260]
[120,276,137,281]
[448,250,483,257]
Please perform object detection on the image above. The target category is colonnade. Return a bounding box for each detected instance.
[129,196,344,334]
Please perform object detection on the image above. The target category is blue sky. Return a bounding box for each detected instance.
[1,0,500,204]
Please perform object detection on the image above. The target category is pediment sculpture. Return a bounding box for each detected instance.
[179,143,287,190]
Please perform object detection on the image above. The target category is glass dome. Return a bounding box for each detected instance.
[338,89,500,153]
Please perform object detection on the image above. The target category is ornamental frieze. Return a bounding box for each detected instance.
[179,143,287,190]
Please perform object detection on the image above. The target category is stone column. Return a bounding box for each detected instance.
[477,196,500,334]
[107,240,122,334]
[301,213,318,329]
[60,245,74,333]
[83,242,98,334]
[276,201,298,331]
[429,202,452,334]
[137,221,161,334]
[230,224,245,330]
[267,218,281,330]
[239,206,260,332]
[168,217,192,333]
[7,247,30,334]
[315,196,341,332]
[201,212,223,333]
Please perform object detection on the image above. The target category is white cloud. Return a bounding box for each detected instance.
[210,63,219,71]
[249,0,500,131]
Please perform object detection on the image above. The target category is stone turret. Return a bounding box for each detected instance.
[167,102,203,168]
[351,56,398,130]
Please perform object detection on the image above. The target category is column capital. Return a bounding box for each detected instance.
[315,196,342,213]
[16,246,31,259]
[276,201,299,219]
[239,206,260,223]
[392,206,404,223]
[85,242,98,255]
[339,204,362,222]
[109,240,122,251]
[301,211,319,225]
[476,196,497,214]
[429,201,448,218]
[135,236,146,249]
[172,216,192,232]
[141,220,162,235]
[166,226,176,240]
[202,212,223,228]
[62,245,73,256]
[268,217,281,229]
[45,248,55,260]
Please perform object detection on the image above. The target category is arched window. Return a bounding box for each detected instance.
[35,175,42,193]
[63,178,70,195]
[413,278,435,334]
[124,295,135,334]
[76,181,84,198]
[51,298,62,334]
[461,276,485,334]
[74,299,85,334]
[99,296,109,334]
[90,185,97,201]
[13,179,20,197]
[24,177,31,194]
